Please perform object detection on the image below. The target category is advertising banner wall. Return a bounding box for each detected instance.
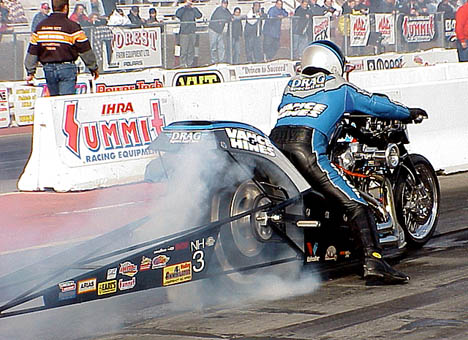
[12,85,41,126]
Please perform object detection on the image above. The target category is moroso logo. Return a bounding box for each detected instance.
[402,15,435,42]
[62,99,165,161]
[96,80,163,93]
[174,72,222,86]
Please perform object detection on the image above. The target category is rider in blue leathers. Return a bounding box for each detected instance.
[270,40,426,284]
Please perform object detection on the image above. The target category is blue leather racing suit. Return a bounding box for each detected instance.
[270,71,410,223]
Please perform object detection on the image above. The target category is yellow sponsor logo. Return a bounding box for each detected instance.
[163,261,192,286]
[98,280,117,295]
[372,252,382,259]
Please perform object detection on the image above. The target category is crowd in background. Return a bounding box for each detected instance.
[0,0,466,62]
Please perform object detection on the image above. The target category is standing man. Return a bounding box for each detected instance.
[208,0,232,64]
[175,0,202,68]
[31,2,50,32]
[456,0,468,62]
[244,2,264,63]
[231,7,243,64]
[24,0,99,96]
[292,0,311,60]
[262,0,288,61]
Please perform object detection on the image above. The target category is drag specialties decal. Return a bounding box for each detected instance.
[98,280,117,295]
[174,71,223,86]
[224,128,275,157]
[118,277,136,291]
[290,74,326,91]
[62,98,165,164]
[163,261,192,286]
[278,102,327,119]
[170,131,202,144]
[140,256,152,271]
[152,255,170,269]
[106,268,117,280]
[95,79,163,93]
[77,278,97,294]
[119,261,138,277]
[58,280,76,301]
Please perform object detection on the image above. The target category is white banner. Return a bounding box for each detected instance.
[12,85,41,126]
[54,92,172,167]
[350,15,370,47]
[312,16,331,41]
[375,13,395,45]
[103,26,163,72]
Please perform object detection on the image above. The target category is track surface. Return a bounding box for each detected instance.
[0,129,467,340]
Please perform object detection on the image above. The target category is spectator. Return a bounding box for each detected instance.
[0,1,9,22]
[309,0,324,15]
[128,5,145,26]
[438,0,455,18]
[31,2,51,32]
[456,0,468,61]
[107,7,130,25]
[322,0,342,17]
[25,0,99,96]
[262,0,288,61]
[378,0,397,13]
[146,8,160,24]
[208,0,232,64]
[101,0,118,16]
[416,0,429,14]
[70,3,89,25]
[88,11,106,25]
[244,1,264,63]
[175,0,202,67]
[3,0,27,23]
[80,0,105,18]
[293,0,311,60]
[231,6,243,64]
[355,0,370,13]
[0,9,12,42]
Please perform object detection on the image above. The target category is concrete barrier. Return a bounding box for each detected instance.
[18,62,468,191]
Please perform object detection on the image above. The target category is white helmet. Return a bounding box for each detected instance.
[301,40,346,76]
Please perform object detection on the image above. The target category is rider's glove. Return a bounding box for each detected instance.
[403,108,428,124]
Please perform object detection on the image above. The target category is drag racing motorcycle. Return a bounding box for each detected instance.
[0,114,439,318]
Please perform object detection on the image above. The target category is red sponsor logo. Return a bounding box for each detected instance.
[140,256,152,271]
[118,277,136,290]
[378,16,391,35]
[62,99,165,158]
[95,80,163,93]
[175,241,189,250]
[152,255,170,269]
[353,17,367,37]
[402,15,435,42]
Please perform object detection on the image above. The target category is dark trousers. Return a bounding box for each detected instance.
[457,41,468,62]
[43,63,77,96]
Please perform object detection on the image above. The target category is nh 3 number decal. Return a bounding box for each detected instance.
[192,250,205,273]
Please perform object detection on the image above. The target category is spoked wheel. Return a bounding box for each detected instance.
[394,154,440,247]
[211,178,295,285]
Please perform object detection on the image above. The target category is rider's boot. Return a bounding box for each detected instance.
[350,208,410,284]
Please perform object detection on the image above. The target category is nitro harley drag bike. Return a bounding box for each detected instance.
[0,113,439,318]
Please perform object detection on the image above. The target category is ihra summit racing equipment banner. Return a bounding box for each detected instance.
[56,92,169,166]
[104,26,163,71]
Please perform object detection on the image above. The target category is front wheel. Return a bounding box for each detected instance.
[394,154,440,247]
